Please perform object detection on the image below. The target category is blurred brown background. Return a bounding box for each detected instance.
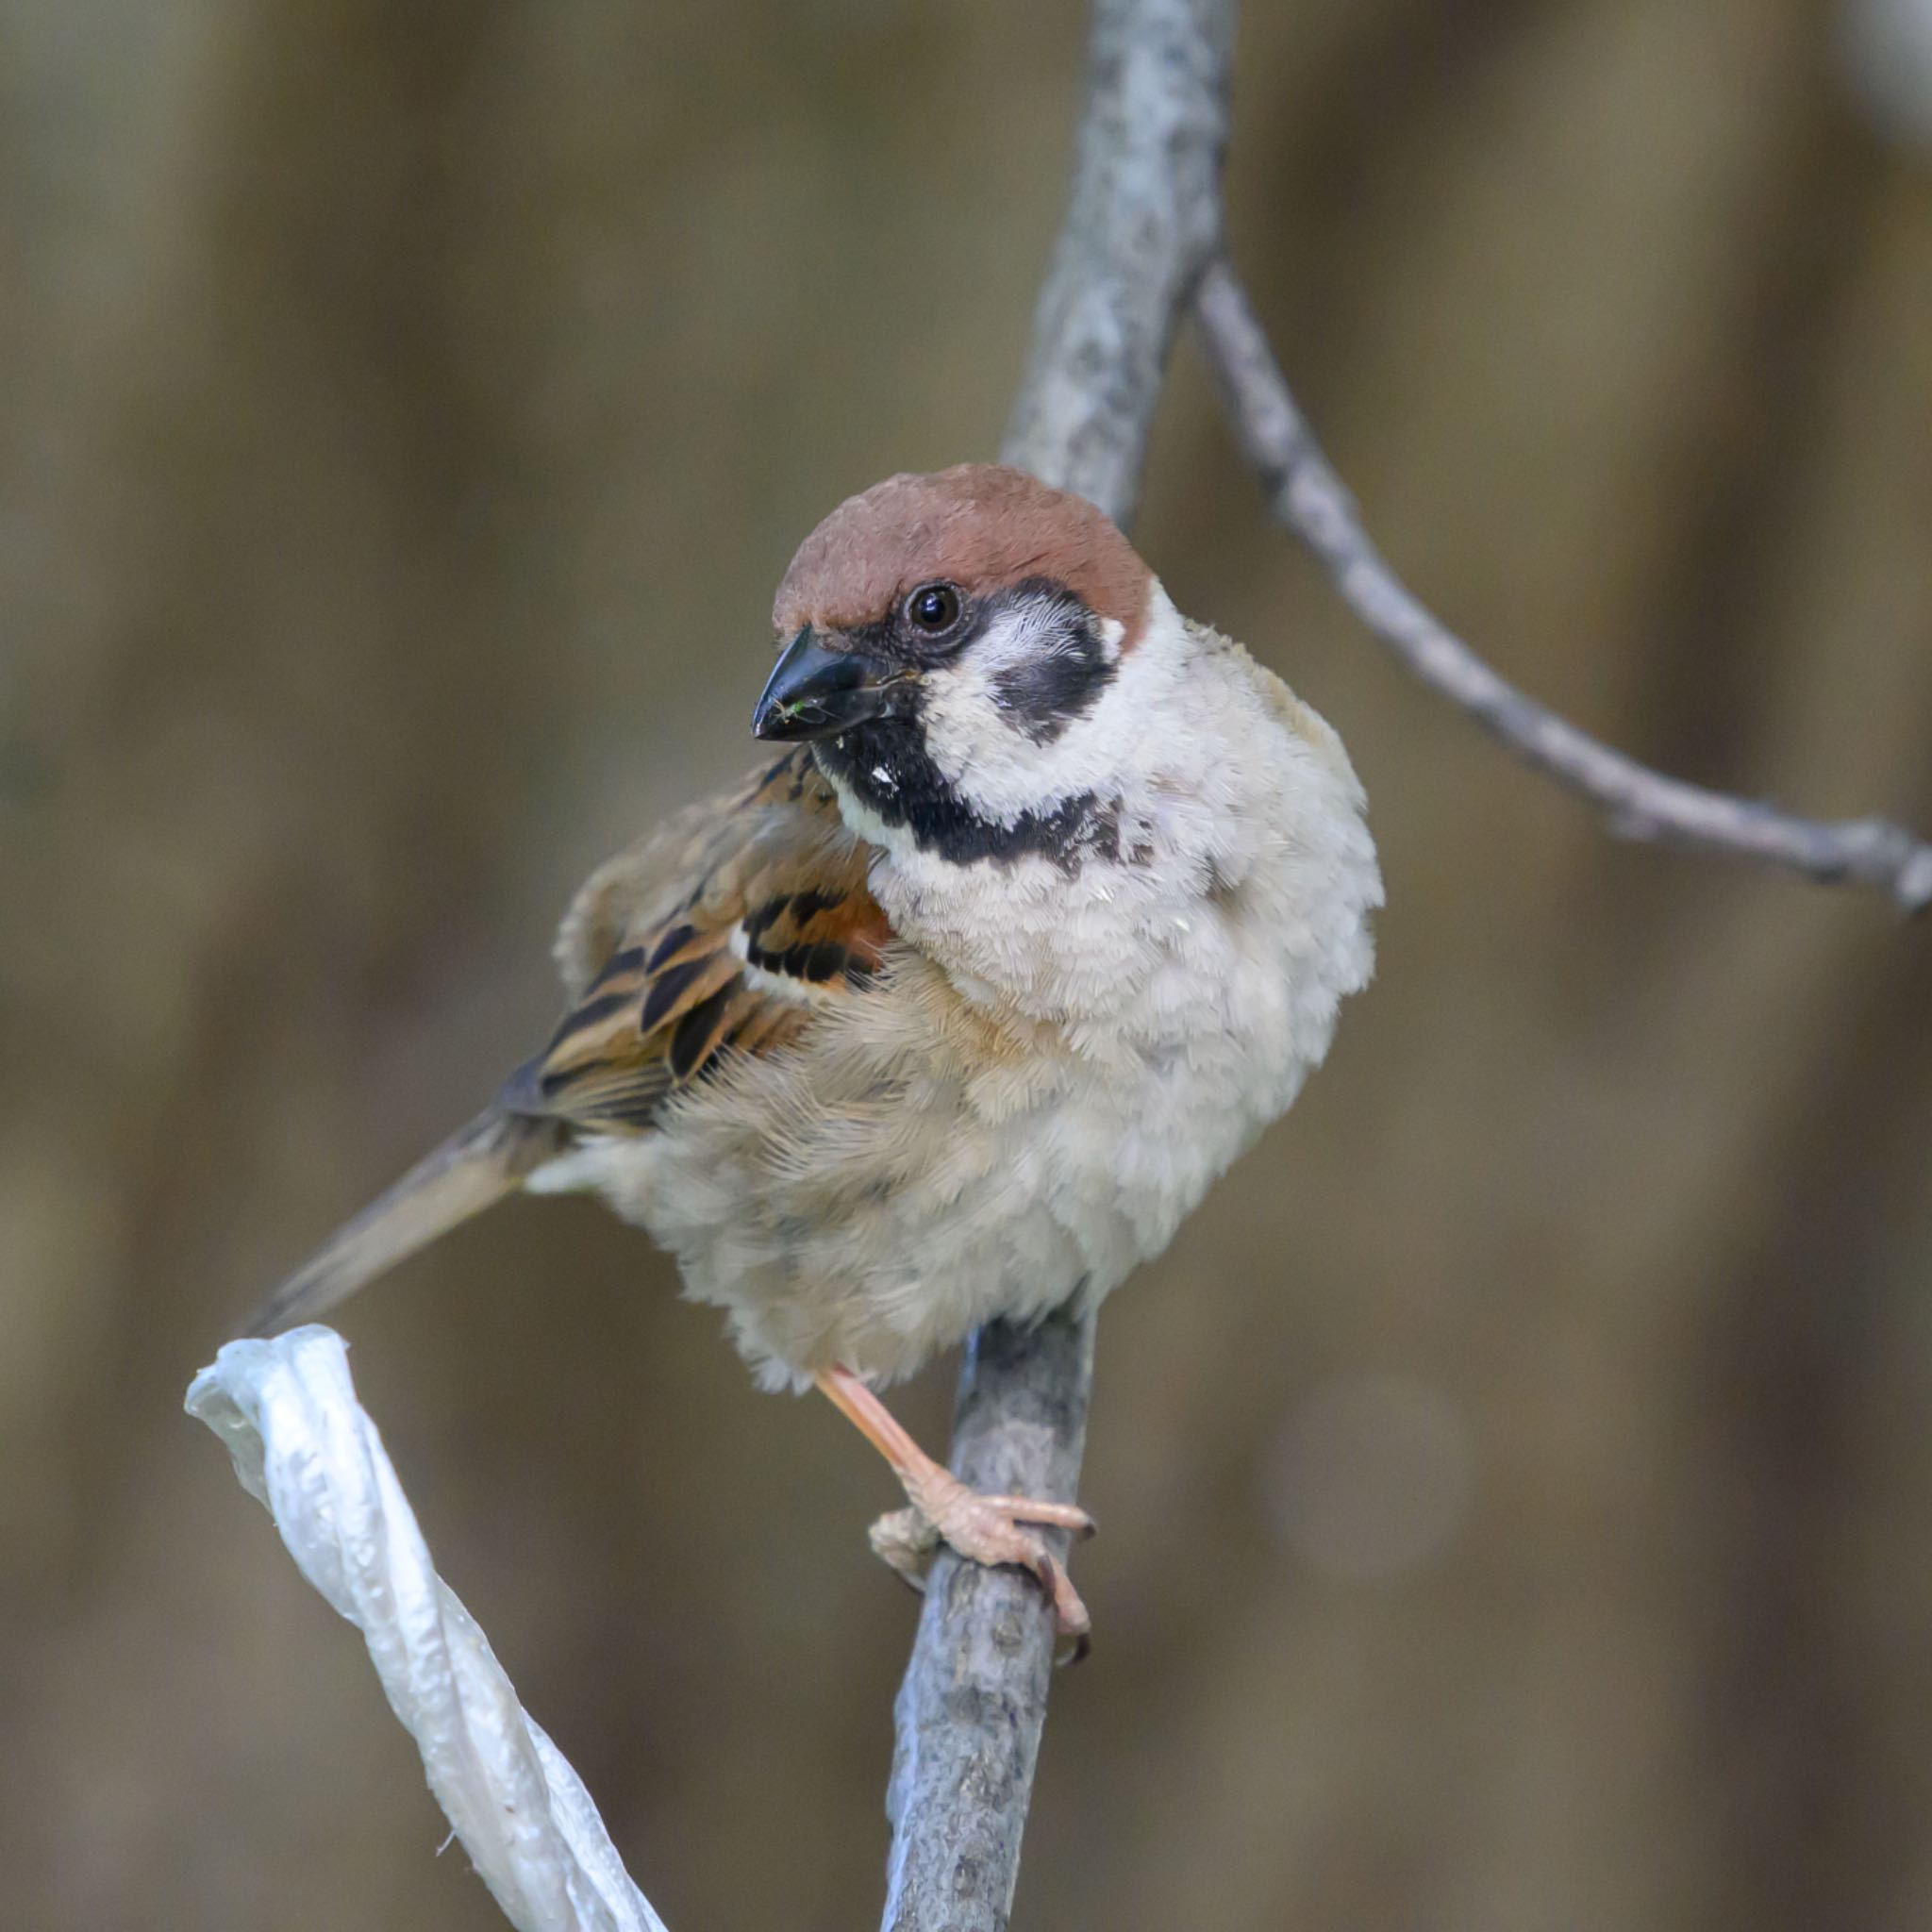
[6,2,1932,1926]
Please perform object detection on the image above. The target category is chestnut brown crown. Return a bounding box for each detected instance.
[772,464,1154,650]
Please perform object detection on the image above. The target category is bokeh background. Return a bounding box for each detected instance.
[7,2,1932,1926]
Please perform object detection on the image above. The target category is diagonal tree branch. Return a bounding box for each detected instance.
[1193,260,1932,916]
[880,3,1232,1928]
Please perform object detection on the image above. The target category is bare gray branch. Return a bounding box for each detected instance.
[881,4,1232,1928]
[1194,260,1932,916]
[883,1313,1097,1932]
[1004,0,1231,527]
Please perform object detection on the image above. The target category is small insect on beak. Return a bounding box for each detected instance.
[751,627,918,742]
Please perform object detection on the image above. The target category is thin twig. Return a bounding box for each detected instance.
[1194,260,1932,916]
[880,3,1232,1927]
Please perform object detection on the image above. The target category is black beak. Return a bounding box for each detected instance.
[751,627,915,742]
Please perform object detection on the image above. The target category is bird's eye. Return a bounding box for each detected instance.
[904,582,961,635]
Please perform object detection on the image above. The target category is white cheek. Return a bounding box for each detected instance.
[918,591,1183,824]
[918,653,1008,778]
[918,606,1099,808]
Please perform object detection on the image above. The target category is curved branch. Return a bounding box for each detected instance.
[1194,260,1932,917]
[881,4,1232,1929]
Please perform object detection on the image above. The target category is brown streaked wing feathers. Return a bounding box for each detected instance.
[237,752,884,1340]
[508,748,891,1135]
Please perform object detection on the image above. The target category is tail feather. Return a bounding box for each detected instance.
[242,1108,566,1338]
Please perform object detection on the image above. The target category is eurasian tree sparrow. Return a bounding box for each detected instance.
[246,464,1381,1642]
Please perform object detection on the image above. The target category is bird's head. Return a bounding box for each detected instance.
[754,464,1164,864]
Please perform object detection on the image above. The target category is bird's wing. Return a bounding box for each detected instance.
[240,750,886,1338]
[505,748,892,1135]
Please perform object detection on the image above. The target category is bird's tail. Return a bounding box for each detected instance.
[242,1108,566,1338]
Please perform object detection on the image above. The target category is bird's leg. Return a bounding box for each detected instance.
[814,1366,1094,1648]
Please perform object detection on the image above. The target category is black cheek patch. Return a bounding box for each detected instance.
[987,580,1116,743]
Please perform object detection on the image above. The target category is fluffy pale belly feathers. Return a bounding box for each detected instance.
[566,856,1368,1390]
[564,1013,1271,1388]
